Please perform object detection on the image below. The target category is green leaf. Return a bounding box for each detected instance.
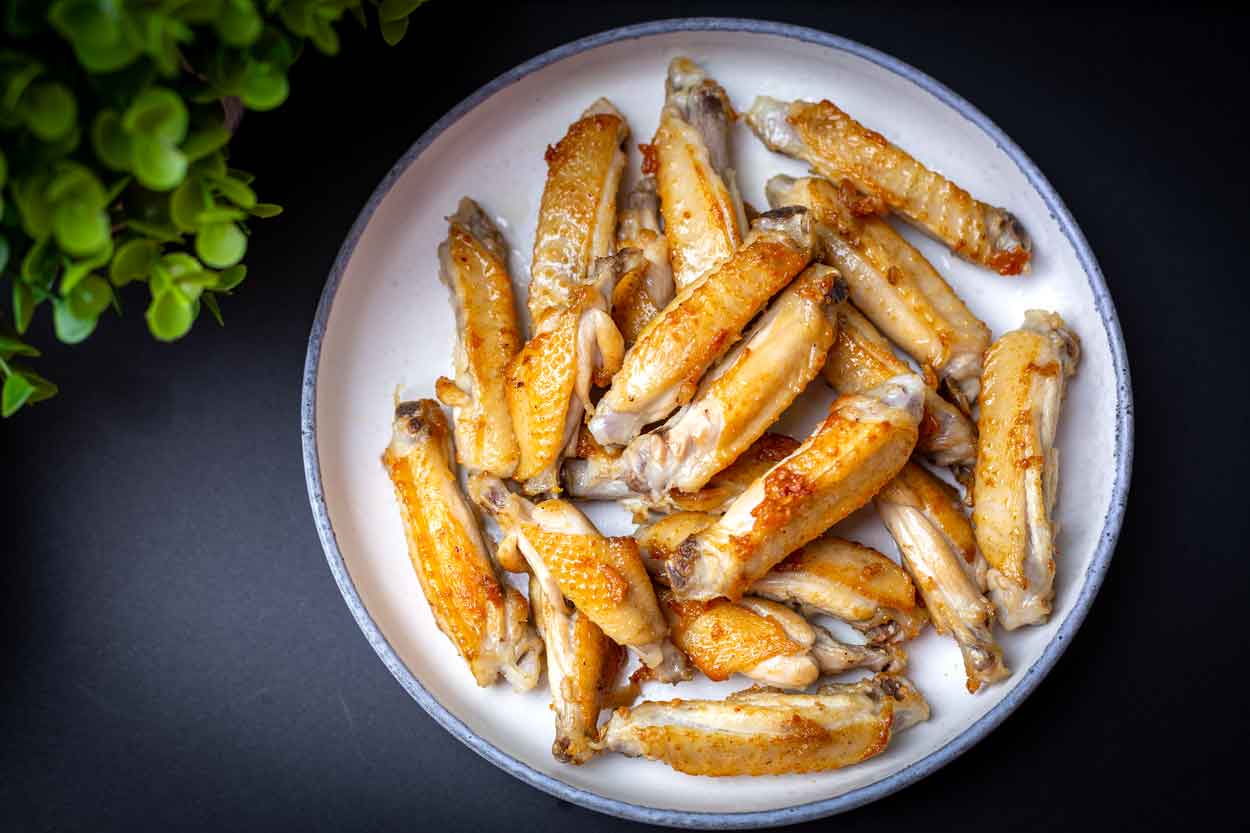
[22,81,77,141]
[226,168,255,184]
[66,274,111,320]
[180,125,231,162]
[202,290,224,326]
[0,335,39,358]
[146,288,194,341]
[0,147,7,189]
[194,207,247,224]
[53,197,110,256]
[380,0,427,22]
[2,372,35,417]
[131,136,187,191]
[104,175,131,204]
[180,0,225,24]
[21,237,59,287]
[48,0,142,73]
[249,202,282,218]
[46,162,107,206]
[12,282,37,334]
[122,87,188,144]
[240,62,288,111]
[110,238,160,286]
[380,16,408,47]
[170,176,209,232]
[2,60,42,112]
[125,219,181,242]
[308,17,340,55]
[207,174,256,209]
[60,239,113,294]
[26,371,59,405]
[159,252,203,279]
[91,109,132,171]
[13,173,53,239]
[216,264,246,292]
[52,297,97,344]
[217,0,262,47]
[191,151,227,179]
[196,221,246,268]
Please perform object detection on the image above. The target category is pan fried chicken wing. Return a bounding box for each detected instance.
[381,401,543,690]
[475,477,691,683]
[433,198,522,477]
[877,462,1009,693]
[666,375,925,601]
[506,250,637,494]
[973,311,1080,629]
[611,177,674,345]
[566,265,842,505]
[824,301,978,485]
[650,57,746,292]
[597,674,929,776]
[588,207,817,447]
[766,174,991,410]
[753,537,928,645]
[528,99,629,322]
[747,98,1031,275]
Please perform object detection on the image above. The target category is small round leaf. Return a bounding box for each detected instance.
[170,177,209,232]
[131,136,188,191]
[53,198,110,256]
[23,81,77,141]
[195,222,246,268]
[67,274,111,319]
[146,289,194,341]
[53,297,98,344]
[240,63,288,111]
[110,239,161,286]
[91,110,132,171]
[122,87,189,144]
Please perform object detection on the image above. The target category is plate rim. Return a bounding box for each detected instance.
[300,17,1134,829]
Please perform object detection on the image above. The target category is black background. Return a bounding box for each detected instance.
[3,3,1248,831]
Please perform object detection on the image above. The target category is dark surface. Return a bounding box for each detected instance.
[3,4,1247,831]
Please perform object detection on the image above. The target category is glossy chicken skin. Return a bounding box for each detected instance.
[528,98,629,323]
[973,311,1080,629]
[506,250,635,494]
[824,301,978,486]
[588,207,817,447]
[475,477,690,683]
[666,374,925,601]
[650,57,746,292]
[597,674,929,776]
[611,177,674,345]
[565,265,842,504]
[528,572,623,764]
[753,536,929,644]
[747,98,1031,275]
[877,462,1009,693]
[767,174,991,411]
[433,198,522,477]
[381,401,542,690]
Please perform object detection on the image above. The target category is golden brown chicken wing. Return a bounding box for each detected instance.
[381,400,543,690]
[611,176,674,345]
[973,310,1080,629]
[748,98,1031,275]
[666,374,925,601]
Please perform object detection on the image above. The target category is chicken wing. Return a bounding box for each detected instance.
[588,207,817,447]
[433,198,522,477]
[506,250,636,494]
[973,310,1080,629]
[528,572,624,764]
[824,301,978,486]
[528,99,629,322]
[597,674,929,776]
[381,400,543,690]
[566,265,842,506]
[649,57,746,292]
[747,98,1031,275]
[766,174,991,410]
[666,374,925,601]
[474,476,691,682]
[752,536,929,645]
[611,177,674,345]
[876,462,1009,693]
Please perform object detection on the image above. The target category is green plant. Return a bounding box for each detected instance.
[0,0,428,417]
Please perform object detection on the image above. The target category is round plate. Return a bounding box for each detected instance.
[301,18,1132,829]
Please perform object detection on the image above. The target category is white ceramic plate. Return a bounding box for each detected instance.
[302,19,1132,829]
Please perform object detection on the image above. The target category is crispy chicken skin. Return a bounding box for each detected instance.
[433,199,522,477]
[506,250,635,494]
[529,573,624,764]
[666,375,925,601]
[661,591,902,689]
[877,462,1009,693]
[596,674,929,776]
[767,174,991,410]
[825,301,978,486]
[747,98,1031,276]
[611,177,674,345]
[752,536,929,645]
[650,57,746,292]
[381,401,543,691]
[528,99,629,323]
[588,208,817,447]
[973,311,1080,629]
[475,477,691,683]
[565,266,842,504]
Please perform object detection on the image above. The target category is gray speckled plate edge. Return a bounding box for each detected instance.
[300,17,1133,830]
